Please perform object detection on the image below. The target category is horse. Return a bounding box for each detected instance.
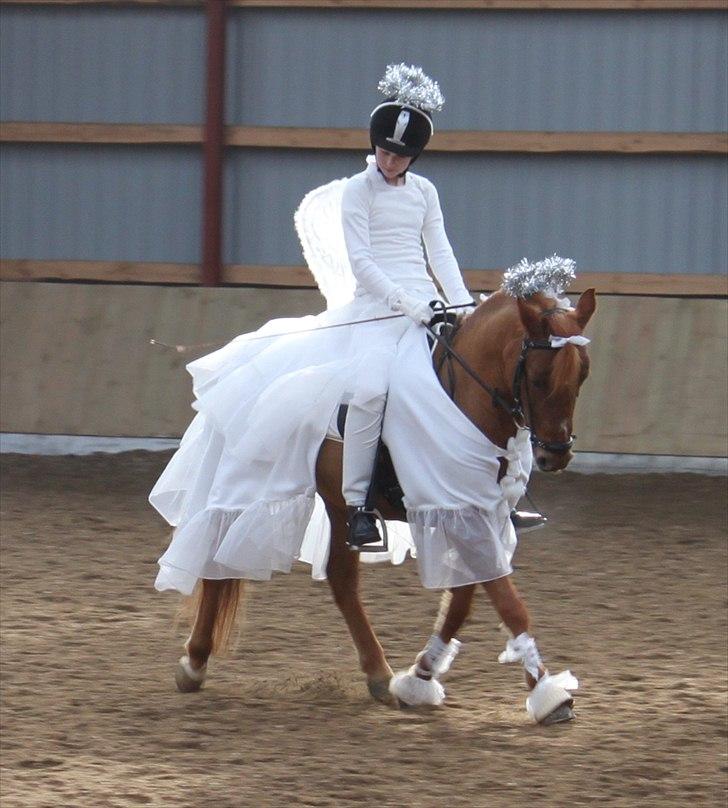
[173,285,596,724]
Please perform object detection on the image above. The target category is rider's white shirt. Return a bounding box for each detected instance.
[341,156,471,308]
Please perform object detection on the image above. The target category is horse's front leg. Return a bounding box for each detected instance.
[325,504,395,704]
[483,575,577,724]
[481,576,542,687]
[389,584,475,707]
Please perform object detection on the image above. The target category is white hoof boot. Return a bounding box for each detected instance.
[498,632,578,724]
[389,634,461,707]
[526,671,579,724]
[389,668,446,707]
[174,655,207,693]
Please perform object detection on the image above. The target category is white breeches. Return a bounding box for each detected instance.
[342,390,388,505]
[341,316,411,504]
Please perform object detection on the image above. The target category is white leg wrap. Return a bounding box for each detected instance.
[498,632,578,723]
[389,634,461,707]
[417,633,462,678]
[498,632,543,680]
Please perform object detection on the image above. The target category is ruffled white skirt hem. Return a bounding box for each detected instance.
[407,505,516,590]
[155,494,317,595]
[154,492,515,596]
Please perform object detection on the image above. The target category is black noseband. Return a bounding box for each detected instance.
[530,434,575,454]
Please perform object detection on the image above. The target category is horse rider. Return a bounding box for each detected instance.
[338,64,475,546]
[340,64,543,548]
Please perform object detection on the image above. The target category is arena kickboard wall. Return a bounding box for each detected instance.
[1,281,726,458]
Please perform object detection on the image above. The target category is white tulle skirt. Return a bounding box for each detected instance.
[150,295,531,595]
[150,295,415,595]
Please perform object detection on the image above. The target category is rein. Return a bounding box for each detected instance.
[426,302,576,455]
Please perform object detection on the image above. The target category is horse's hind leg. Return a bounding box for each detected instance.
[482,575,576,724]
[325,506,394,704]
[435,585,475,644]
[175,578,243,693]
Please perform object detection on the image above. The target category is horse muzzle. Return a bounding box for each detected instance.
[531,434,575,472]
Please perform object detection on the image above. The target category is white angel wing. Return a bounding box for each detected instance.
[294,178,356,310]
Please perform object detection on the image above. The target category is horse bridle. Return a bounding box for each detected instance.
[510,338,575,454]
[427,303,576,455]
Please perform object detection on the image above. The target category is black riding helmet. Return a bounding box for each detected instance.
[369,102,433,159]
[368,64,444,167]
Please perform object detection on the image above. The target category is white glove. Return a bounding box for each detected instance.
[387,288,435,324]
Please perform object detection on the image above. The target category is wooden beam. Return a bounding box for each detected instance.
[465,270,728,296]
[431,130,728,154]
[225,126,369,150]
[223,264,325,286]
[227,1,728,8]
[1,1,725,10]
[0,259,202,284]
[226,127,728,154]
[0,122,202,144]
[2,260,726,296]
[2,122,726,154]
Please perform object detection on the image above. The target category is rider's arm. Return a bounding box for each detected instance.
[341,176,400,306]
[421,180,474,307]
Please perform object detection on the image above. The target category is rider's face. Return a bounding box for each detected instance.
[375,147,412,181]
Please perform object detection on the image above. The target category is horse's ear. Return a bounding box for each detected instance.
[517,297,547,339]
[574,288,596,329]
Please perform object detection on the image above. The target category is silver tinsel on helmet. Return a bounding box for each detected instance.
[502,255,577,299]
[377,63,444,113]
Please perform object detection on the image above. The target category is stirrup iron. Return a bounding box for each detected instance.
[510,509,547,533]
[347,507,389,553]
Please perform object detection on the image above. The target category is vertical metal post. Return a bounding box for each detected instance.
[201,0,227,286]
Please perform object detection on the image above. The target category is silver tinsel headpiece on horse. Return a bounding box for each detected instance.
[377,63,444,113]
[502,255,577,299]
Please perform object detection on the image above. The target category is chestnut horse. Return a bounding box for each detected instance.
[175,287,596,723]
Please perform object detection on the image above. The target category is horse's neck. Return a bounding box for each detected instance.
[443,295,522,447]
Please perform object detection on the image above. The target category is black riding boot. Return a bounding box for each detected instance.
[346,506,381,549]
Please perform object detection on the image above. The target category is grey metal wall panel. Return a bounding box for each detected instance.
[227,10,728,133]
[3,144,724,277]
[224,150,727,276]
[0,6,205,124]
[2,7,725,132]
[0,145,201,262]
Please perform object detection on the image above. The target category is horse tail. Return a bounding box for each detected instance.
[210,579,245,656]
[182,578,246,658]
